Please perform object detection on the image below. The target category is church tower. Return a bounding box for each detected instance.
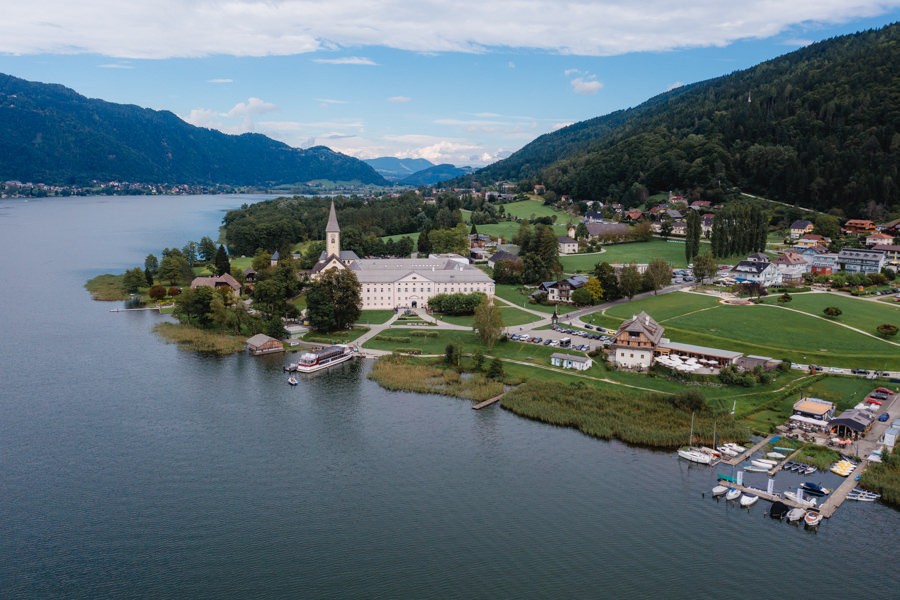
[325,199,341,257]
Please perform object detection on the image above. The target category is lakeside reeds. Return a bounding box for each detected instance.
[153,322,247,355]
[368,354,503,402]
[84,273,130,301]
[500,381,749,448]
[860,448,900,506]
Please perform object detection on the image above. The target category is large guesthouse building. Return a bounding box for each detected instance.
[310,201,495,310]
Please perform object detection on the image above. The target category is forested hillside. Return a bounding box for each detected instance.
[475,23,900,217]
[0,74,386,186]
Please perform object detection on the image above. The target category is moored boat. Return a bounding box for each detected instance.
[784,491,817,508]
[800,482,831,496]
[712,485,728,497]
[766,451,786,459]
[287,376,298,386]
[744,466,769,473]
[804,510,822,528]
[293,344,355,374]
[751,459,776,470]
[740,494,758,507]
[770,501,789,519]
[678,448,713,464]
[725,487,741,501]
[786,507,806,522]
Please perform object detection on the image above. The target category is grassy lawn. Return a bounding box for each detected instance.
[303,326,369,344]
[381,231,419,244]
[435,306,539,328]
[759,292,900,334]
[602,291,900,369]
[358,310,395,325]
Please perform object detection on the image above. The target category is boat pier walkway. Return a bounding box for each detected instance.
[819,459,868,518]
[473,392,506,410]
[716,478,807,510]
[720,433,777,467]
[766,448,804,476]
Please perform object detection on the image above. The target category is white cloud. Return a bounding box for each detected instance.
[181,97,278,133]
[570,76,603,95]
[313,56,378,65]
[316,98,349,106]
[666,81,684,91]
[783,38,815,46]
[388,96,412,103]
[97,62,133,69]
[207,78,233,84]
[3,2,896,58]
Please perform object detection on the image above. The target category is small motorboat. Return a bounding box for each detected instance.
[751,460,775,470]
[766,451,786,459]
[784,491,817,508]
[804,510,822,528]
[770,501,789,519]
[773,446,795,453]
[725,487,741,501]
[723,443,746,455]
[846,488,881,502]
[740,494,758,507]
[786,507,806,522]
[800,482,831,496]
[803,465,817,475]
[287,376,298,386]
[712,485,728,497]
[717,446,739,457]
[744,466,769,473]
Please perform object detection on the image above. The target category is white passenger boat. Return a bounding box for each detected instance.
[293,345,355,374]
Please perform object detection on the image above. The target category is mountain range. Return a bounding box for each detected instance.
[473,23,900,217]
[0,73,386,187]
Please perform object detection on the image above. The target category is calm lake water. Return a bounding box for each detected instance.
[1,195,897,599]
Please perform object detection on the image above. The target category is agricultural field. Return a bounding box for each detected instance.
[602,291,900,370]
[500,197,572,221]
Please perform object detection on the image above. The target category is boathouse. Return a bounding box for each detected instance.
[550,353,593,371]
[246,333,284,356]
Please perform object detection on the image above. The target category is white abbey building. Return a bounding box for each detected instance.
[310,201,495,310]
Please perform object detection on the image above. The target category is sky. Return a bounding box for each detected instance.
[2,1,900,168]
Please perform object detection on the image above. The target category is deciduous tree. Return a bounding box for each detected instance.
[619,264,642,300]
[306,269,362,332]
[473,296,504,349]
[643,258,672,295]
[691,254,718,284]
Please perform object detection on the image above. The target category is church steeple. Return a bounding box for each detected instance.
[325,199,341,257]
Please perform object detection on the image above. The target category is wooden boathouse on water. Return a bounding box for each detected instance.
[246,334,284,356]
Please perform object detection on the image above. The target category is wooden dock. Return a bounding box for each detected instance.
[473,393,505,410]
[720,433,777,466]
[819,459,868,518]
[716,478,808,510]
[766,448,804,476]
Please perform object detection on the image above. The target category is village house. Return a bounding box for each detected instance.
[842,219,877,235]
[487,249,518,269]
[865,232,894,247]
[550,353,593,371]
[670,221,687,236]
[611,312,664,369]
[795,233,831,248]
[808,251,839,276]
[585,222,631,243]
[539,275,588,303]
[700,214,715,237]
[729,258,782,287]
[880,245,900,268]
[836,247,886,274]
[690,200,712,210]
[789,219,815,239]
[623,209,644,222]
[557,236,579,255]
[190,273,242,294]
[582,211,605,223]
[771,252,809,284]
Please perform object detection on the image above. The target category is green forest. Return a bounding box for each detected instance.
[473,23,900,218]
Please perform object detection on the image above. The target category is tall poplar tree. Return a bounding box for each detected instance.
[685,210,701,263]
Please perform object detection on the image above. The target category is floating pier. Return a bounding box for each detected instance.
[720,433,777,466]
[819,459,868,518]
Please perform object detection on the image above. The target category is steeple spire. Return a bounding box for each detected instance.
[325,199,341,257]
[326,199,340,233]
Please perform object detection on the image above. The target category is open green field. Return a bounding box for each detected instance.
[560,240,744,272]
[759,292,900,334]
[381,231,419,244]
[500,197,572,221]
[603,291,900,369]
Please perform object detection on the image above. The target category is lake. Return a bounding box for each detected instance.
[1,195,896,598]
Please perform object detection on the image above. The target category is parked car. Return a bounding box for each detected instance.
[866,398,883,405]
[878,413,890,422]
[543,339,553,346]
[584,324,594,329]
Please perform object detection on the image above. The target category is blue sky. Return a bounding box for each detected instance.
[2,2,900,167]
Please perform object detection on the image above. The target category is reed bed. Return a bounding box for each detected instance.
[860,450,900,507]
[500,381,749,448]
[84,273,130,301]
[792,445,841,470]
[369,355,503,402]
[153,322,247,355]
